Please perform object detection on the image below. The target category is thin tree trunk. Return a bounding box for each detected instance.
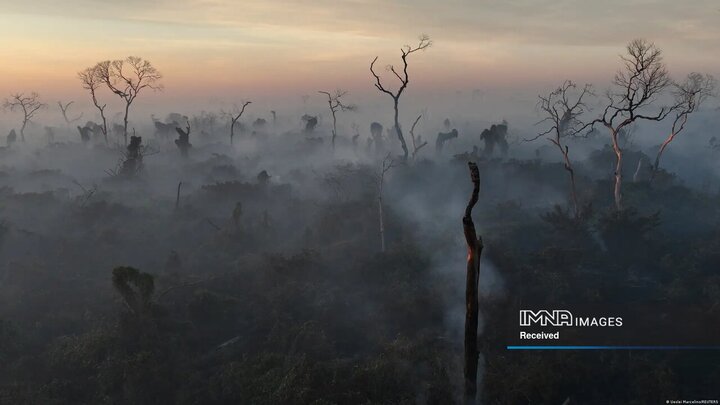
[378,197,385,252]
[175,182,182,211]
[123,102,130,146]
[633,159,642,183]
[556,143,579,219]
[378,171,386,252]
[230,120,235,145]
[611,132,623,211]
[331,110,337,151]
[651,132,675,182]
[463,162,482,405]
[393,98,408,161]
[20,104,28,142]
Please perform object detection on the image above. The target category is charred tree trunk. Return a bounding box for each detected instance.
[463,162,482,405]
[610,130,623,211]
[330,109,338,151]
[393,98,409,161]
[175,182,182,211]
[555,143,579,219]
[123,102,131,146]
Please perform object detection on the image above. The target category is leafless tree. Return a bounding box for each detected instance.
[591,39,674,210]
[370,34,432,161]
[462,161,482,405]
[78,65,109,144]
[318,89,356,151]
[3,92,46,142]
[377,153,395,252]
[652,72,716,180]
[225,101,251,144]
[96,56,163,145]
[57,101,83,124]
[531,80,593,218]
[409,114,427,159]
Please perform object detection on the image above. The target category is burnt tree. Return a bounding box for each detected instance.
[531,80,593,219]
[318,89,356,151]
[409,114,427,159]
[78,65,108,144]
[592,39,673,210]
[463,161,482,405]
[370,34,432,161]
[3,92,46,142]
[58,101,83,124]
[228,101,251,144]
[96,56,163,145]
[652,72,716,180]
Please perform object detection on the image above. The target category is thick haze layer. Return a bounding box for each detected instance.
[0,0,718,113]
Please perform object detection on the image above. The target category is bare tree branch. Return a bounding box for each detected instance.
[78,65,109,143]
[96,56,163,145]
[531,80,594,218]
[590,39,674,210]
[370,34,432,161]
[652,72,716,179]
[319,89,356,151]
[58,101,83,124]
[227,101,252,144]
[3,92,47,142]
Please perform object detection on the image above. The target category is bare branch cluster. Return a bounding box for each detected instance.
[669,72,716,134]
[593,39,675,210]
[531,80,593,218]
[598,39,673,130]
[77,67,108,143]
[532,81,594,143]
[79,56,161,145]
[3,92,47,141]
[370,34,432,160]
[318,89,356,150]
[96,56,163,103]
[58,100,83,124]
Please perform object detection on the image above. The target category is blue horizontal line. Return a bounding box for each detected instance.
[507,346,720,350]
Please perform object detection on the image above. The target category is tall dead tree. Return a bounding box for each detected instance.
[78,65,109,144]
[652,72,716,180]
[318,89,356,151]
[531,80,593,218]
[592,39,673,210]
[58,101,83,124]
[3,92,46,142]
[228,101,251,144]
[377,153,395,252]
[463,161,482,405]
[409,114,427,159]
[96,56,163,145]
[370,34,432,161]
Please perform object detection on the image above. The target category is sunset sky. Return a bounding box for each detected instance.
[0,0,718,113]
